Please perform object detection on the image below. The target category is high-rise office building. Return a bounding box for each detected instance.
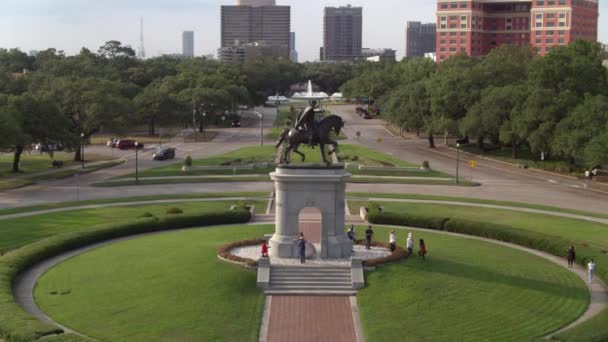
[361,48,397,62]
[183,31,194,58]
[322,5,363,61]
[289,32,298,62]
[436,0,599,63]
[220,1,290,62]
[406,22,436,58]
[237,0,275,6]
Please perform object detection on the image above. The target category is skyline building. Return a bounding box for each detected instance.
[406,21,436,58]
[361,48,396,62]
[436,0,599,63]
[322,5,363,61]
[220,2,290,61]
[183,31,194,58]
[289,31,298,62]
[237,0,276,6]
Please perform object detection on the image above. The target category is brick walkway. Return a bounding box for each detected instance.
[266,296,357,342]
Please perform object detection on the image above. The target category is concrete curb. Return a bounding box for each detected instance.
[350,296,366,342]
[259,296,272,342]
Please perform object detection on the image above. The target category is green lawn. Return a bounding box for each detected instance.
[356,226,588,341]
[0,152,110,178]
[0,200,265,254]
[116,145,426,181]
[35,225,272,342]
[33,225,588,341]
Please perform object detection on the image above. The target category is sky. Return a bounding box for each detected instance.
[0,0,607,62]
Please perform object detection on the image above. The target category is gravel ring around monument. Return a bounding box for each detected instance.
[11,222,607,339]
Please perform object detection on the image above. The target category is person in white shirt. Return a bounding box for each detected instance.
[389,230,396,252]
[406,233,413,256]
[588,259,596,284]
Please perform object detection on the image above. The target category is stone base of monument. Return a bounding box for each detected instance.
[269,165,353,259]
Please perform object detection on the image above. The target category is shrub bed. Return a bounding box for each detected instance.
[0,209,251,342]
[217,239,265,267]
[366,206,608,341]
[353,239,408,267]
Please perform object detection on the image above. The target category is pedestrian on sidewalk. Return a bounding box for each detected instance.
[297,233,307,264]
[566,245,576,268]
[347,225,355,241]
[588,259,596,284]
[261,241,270,258]
[389,230,396,252]
[365,226,374,250]
[406,233,414,256]
[418,239,427,260]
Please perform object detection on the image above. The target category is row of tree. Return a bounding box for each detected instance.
[0,41,364,172]
[342,40,608,168]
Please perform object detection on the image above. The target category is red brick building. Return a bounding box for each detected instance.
[436,0,599,62]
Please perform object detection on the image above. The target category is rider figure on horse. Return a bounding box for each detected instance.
[295,100,318,148]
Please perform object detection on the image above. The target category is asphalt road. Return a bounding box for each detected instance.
[2,105,608,215]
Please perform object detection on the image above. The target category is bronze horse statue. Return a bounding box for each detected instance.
[275,114,344,166]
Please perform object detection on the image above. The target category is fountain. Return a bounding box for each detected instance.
[291,80,329,101]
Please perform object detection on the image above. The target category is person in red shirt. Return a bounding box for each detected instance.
[418,239,427,260]
[261,241,270,258]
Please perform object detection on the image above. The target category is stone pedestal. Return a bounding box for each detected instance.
[269,165,353,259]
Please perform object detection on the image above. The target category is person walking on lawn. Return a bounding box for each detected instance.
[588,259,596,284]
[566,245,576,268]
[419,239,427,260]
[365,226,374,250]
[406,233,414,256]
[389,230,397,252]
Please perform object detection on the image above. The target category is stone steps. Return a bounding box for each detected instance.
[266,266,355,295]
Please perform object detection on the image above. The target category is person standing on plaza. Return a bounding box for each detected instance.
[419,239,427,260]
[261,241,270,258]
[365,226,374,250]
[406,232,414,256]
[347,225,355,241]
[297,233,307,264]
[566,245,576,268]
[389,230,397,252]
[588,259,596,284]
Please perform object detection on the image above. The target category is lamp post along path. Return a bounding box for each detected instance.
[135,141,140,185]
[456,143,461,184]
[80,133,85,169]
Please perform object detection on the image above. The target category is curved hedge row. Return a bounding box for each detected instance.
[0,209,251,342]
[217,239,265,267]
[366,206,608,341]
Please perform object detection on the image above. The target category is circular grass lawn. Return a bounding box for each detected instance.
[34,225,589,341]
[356,227,589,341]
[35,225,274,342]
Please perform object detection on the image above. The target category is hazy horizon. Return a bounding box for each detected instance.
[1,0,607,62]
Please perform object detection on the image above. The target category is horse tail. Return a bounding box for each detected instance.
[275,128,288,148]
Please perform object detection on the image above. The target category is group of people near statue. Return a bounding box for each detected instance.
[567,245,597,284]
[347,225,427,259]
[260,232,308,264]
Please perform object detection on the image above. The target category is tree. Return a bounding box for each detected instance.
[0,93,69,172]
[552,95,608,165]
[133,80,178,135]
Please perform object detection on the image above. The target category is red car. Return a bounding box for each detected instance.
[116,140,144,150]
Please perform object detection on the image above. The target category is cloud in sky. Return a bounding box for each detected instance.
[1,0,606,61]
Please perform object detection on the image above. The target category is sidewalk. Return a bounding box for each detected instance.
[4,158,124,181]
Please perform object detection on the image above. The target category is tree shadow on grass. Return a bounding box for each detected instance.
[404,257,587,300]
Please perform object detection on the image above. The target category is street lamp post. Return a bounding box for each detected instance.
[254,111,264,146]
[202,112,206,138]
[456,143,461,184]
[80,133,85,169]
[276,93,280,130]
[135,141,140,185]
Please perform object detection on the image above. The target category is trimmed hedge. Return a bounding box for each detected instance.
[367,207,608,341]
[217,239,265,267]
[0,209,251,342]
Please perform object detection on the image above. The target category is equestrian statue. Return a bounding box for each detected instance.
[275,100,345,166]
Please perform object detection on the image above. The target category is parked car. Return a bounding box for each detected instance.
[116,140,144,150]
[107,138,119,147]
[35,143,64,152]
[153,148,176,160]
[231,118,241,127]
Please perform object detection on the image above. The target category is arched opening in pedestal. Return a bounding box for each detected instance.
[297,207,322,258]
